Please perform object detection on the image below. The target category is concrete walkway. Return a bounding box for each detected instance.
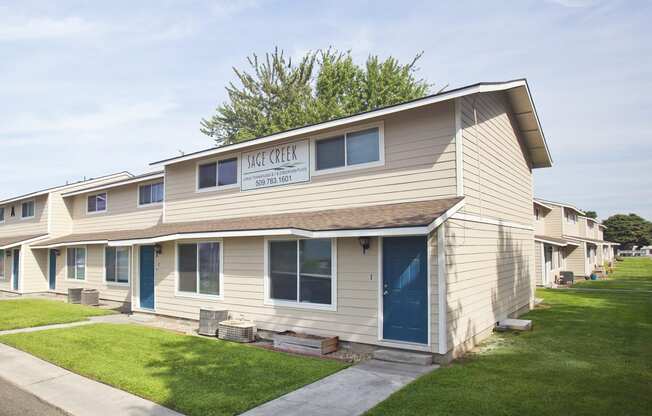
[0,314,130,336]
[0,343,182,416]
[242,359,438,416]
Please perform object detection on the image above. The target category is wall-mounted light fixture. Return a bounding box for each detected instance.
[154,244,163,255]
[6,250,12,257]
[52,249,60,256]
[358,237,371,255]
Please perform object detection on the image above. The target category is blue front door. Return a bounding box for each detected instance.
[139,246,155,310]
[49,249,57,290]
[12,249,20,291]
[382,236,428,344]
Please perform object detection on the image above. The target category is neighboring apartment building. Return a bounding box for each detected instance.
[0,172,133,294]
[5,79,552,362]
[533,198,617,285]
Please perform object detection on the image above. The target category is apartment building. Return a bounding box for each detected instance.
[3,79,552,361]
[533,198,617,285]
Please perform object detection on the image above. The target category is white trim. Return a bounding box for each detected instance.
[85,192,108,215]
[62,172,164,197]
[263,237,337,312]
[534,237,568,247]
[32,240,108,249]
[426,199,466,233]
[64,246,87,281]
[454,98,464,197]
[19,200,36,220]
[10,248,20,291]
[310,122,385,177]
[195,155,241,193]
[437,226,448,354]
[174,239,225,300]
[535,198,585,216]
[152,80,541,167]
[0,249,6,281]
[533,200,554,211]
[451,212,534,231]
[137,180,165,208]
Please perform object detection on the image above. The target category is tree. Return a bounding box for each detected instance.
[200,48,431,145]
[583,210,598,219]
[603,214,652,248]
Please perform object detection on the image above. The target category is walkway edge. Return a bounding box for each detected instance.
[0,343,183,416]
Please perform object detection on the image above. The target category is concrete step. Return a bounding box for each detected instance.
[372,349,433,366]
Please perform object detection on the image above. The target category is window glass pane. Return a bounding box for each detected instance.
[0,250,5,279]
[88,196,96,212]
[198,243,219,295]
[76,248,86,280]
[316,136,345,170]
[151,183,164,203]
[346,128,379,166]
[139,185,151,205]
[22,202,34,217]
[178,244,197,292]
[105,247,116,282]
[218,158,237,186]
[299,239,332,304]
[67,248,75,279]
[116,248,129,283]
[269,241,297,301]
[198,162,217,189]
[0,207,5,221]
[96,194,107,211]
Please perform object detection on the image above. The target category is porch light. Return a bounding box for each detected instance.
[6,250,11,257]
[154,244,163,255]
[52,249,60,256]
[358,237,371,255]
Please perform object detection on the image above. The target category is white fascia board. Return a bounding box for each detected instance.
[427,199,466,233]
[533,200,554,211]
[534,237,567,247]
[0,235,51,250]
[534,198,585,216]
[31,240,109,249]
[62,173,164,197]
[151,81,528,167]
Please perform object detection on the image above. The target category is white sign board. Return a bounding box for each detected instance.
[241,140,310,191]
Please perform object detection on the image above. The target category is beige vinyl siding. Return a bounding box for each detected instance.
[565,244,586,278]
[444,218,534,351]
[164,102,457,222]
[597,227,604,240]
[47,192,74,237]
[534,211,546,235]
[534,241,543,285]
[545,205,563,238]
[134,236,440,352]
[578,217,587,238]
[428,232,441,354]
[0,195,48,239]
[52,245,131,303]
[459,92,533,225]
[563,208,580,237]
[70,181,163,233]
[20,246,49,293]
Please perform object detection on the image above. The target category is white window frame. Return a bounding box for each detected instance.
[137,181,165,208]
[20,200,35,220]
[0,250,5,280]
[310,122,385,177]
[65,246,87,281]
[174,239,224,300]
[263,237,337,311]
[195,155,240,193]
[86,192,108,215]
[104,245,131,286]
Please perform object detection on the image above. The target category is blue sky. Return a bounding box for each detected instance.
[1,0,650,220]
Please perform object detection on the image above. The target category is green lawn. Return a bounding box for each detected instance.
[0,323,346,416]
[367,257,652,416]
[573,257,652,291]
[0,299,113,330]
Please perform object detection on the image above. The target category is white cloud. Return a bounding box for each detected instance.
[0,16,98,41]
[210,0,262,18]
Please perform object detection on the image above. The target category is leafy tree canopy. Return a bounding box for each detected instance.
[603,213,652,248]
[583,210,598,219]
[200,48,431,145]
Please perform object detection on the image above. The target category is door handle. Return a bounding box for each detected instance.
[383,290,389,296]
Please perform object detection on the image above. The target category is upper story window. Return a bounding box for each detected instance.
[197,157,238,191]
[565,209,577,224]
[0,207,4,223]
[534,207,541,221]
[139,182,164,206]
[587,221,594,229]
[21,201,35,219]
[313,126,383,174]
[87,193,107,214]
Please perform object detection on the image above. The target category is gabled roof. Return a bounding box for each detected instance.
[534,198,585,216]
[151,79,552,169]
[0,172,132,206]
[533,200,554,211]
[61,171,164,197]
[0,234,48,250]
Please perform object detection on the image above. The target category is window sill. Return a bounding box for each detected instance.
[106,282,130,288]
[264,299,336,312]
[195,183,240,194]
[86,210,108,216]
[19,216,35,221]
[137,202,163,209]
[175,291,223,301]
[311,160,384,177]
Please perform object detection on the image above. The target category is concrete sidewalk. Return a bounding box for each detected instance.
[242,359,437,416]
[0,314,130,336]
[0,343,182,416]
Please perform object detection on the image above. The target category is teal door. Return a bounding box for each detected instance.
[382,236,428,344]
[139,246,155,310]
[49,250,57,290]
[12,249,20,291]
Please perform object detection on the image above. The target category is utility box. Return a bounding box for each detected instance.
[81,289,99,306]
[68,288,83,304]
[198,308,229,336]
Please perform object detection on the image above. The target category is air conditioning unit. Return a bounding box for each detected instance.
[68,288,83,304]
[218,320,256,343]
[198,308,229,336]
